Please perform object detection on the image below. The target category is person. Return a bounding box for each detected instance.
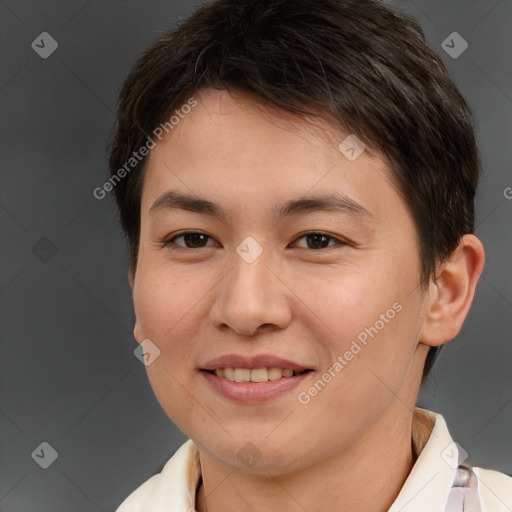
[108,0,512,510]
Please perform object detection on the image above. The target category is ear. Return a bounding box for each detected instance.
[128,269,143,344]
[128,269,135,293]
[420,234,485,347]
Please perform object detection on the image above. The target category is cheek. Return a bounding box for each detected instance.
[132,267,201,427]
[134,258,193,334]
[132,272,196,373]
[299,264,397,342]
[296,258,420,384]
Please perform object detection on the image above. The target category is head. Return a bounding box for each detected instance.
[108,0,484,471]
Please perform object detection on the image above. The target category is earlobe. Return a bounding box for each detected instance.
[133,323,143,344]
[419,234,485,347]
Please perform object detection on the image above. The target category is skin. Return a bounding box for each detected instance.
[129,88,485,512]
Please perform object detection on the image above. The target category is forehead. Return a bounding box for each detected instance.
[161,88,380,163]
[141,88,401,222]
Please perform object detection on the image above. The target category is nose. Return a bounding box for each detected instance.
[209,242,292,336]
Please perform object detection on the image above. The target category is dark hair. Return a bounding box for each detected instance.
[108,0,480,382]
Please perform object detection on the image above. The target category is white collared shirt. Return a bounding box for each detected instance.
[116,407,512,511]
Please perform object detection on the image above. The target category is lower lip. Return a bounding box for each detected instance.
[200,370,313,404]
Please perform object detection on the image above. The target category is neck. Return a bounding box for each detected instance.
[195,405,419,512]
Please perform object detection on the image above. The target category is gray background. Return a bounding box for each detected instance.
[0,0,511,510]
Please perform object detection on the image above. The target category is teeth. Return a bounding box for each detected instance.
[267,367,283,380]
[213,367,306,382]
[234,368,251,382]
[250,368,269,382]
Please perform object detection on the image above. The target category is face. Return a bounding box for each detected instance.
[131,88,430,473]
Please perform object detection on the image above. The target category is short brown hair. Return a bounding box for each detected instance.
[108,0,481,382]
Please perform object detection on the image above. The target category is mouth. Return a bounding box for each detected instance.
[199,354,315,402]
[201,367,314,382]
[200,366,315,403]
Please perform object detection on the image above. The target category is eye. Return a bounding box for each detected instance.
[163,231,348,251]
[163,231,216,249]
[291,232,347,250]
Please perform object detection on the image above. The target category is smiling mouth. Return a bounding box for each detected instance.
[203,367,314,382]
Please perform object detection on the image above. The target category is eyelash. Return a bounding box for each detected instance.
[162,231,348,251]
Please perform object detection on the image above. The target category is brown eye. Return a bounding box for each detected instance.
[292,232,346,250]
[164,231,215,249]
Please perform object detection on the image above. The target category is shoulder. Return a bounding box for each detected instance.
[473,466,512,511]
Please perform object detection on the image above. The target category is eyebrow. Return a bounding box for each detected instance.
[149,190,375,222]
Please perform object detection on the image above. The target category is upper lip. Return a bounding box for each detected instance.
[201,354,312,371]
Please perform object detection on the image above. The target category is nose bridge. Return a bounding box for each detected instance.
[212,236,290,334]
[229,235,276,302]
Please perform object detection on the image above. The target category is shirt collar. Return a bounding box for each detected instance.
[389,407,459,512]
